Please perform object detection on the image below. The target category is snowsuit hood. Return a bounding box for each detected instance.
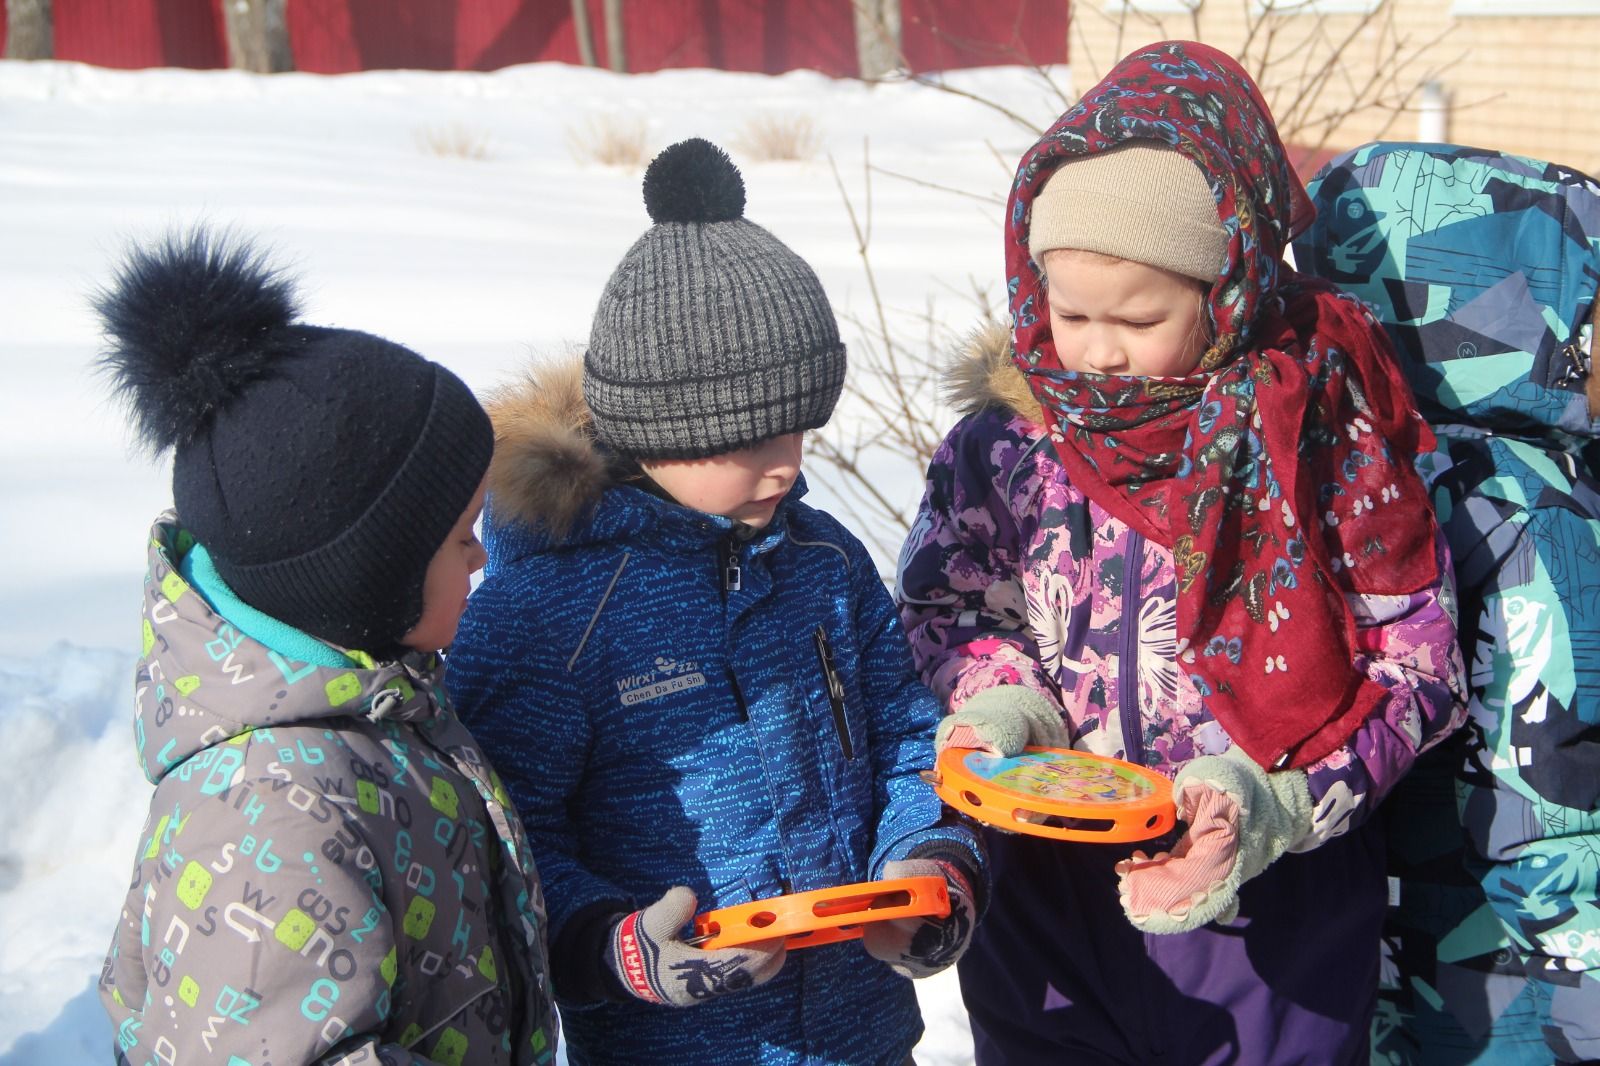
[104,516,558,1066]
[944,322,1045,424]
[132,525,449,787]
[1297,141,1600,447]
[482,358,621,547]
[481,356,810,556]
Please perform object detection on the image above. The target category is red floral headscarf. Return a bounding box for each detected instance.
[1006,40,1441,770]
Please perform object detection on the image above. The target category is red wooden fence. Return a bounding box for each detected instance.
[0,0,1068,74]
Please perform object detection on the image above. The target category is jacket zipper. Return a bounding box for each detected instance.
[717,536,742,594]
[719,536,748,724]
[726,665,749,722]
[1120,530,1145,765]
[720,534,795,890]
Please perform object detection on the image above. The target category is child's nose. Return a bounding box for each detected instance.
[1082,329,1125,372]
[468,538,488,574]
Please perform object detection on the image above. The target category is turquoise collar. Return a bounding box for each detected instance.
[178,542,354,669]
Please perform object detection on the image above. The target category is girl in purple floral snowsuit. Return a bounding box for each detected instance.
[897,41,1468,1065]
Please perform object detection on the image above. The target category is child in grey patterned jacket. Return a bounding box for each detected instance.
[95,228,558,1065]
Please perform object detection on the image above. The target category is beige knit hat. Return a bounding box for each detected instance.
[1028,142,1228,283]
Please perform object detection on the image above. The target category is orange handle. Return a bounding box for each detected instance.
[691,876,950,951]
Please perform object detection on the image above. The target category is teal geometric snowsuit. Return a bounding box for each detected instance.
[1298,141,1600,1064]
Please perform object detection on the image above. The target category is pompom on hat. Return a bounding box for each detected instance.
[1028,141,1229,283]
[583,138,847,460]
[95,228,492,651]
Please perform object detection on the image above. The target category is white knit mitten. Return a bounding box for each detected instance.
[1114,745,1312,934]
[934,685,1068,756]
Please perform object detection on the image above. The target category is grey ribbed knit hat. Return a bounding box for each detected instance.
[1028,142,1228,283]
[583,138,847,460]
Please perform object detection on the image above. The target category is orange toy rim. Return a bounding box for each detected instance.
[929,745,1176,843]
[690,875,950,951]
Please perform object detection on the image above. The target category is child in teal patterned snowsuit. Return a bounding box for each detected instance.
[94,230,558,1065]
[1298,141,1600,1064]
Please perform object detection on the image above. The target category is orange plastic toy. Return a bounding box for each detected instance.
[926,745,1175,843]
[689,876,950,951]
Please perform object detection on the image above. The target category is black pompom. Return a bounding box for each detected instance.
[642,138,746,224]
[93,227,300,455]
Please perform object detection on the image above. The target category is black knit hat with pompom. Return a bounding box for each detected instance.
[95,228,492,651]
[583,138,846,459]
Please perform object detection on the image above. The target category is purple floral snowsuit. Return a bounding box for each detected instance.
[897,333,1467,1064]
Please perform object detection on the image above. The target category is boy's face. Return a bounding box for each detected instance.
[641,432,803,530]
[402,476,489,652]
[1042,249,1209,377]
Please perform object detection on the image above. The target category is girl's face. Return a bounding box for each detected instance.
[1042,249,1210,377]
[402,476,488,652]
[641,432,803,530]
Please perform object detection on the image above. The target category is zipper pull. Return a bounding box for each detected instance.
[721,539,742,592]
[813,625,855,759]
[1556,338,1593,386]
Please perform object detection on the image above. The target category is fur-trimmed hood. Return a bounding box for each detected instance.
[484,358,626,541]
[944,321,1045,426]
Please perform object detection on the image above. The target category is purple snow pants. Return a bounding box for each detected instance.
[961,820,1385,1065]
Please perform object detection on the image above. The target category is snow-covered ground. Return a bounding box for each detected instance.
[0,56,1069,1063]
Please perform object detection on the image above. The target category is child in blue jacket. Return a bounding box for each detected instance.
[445,138,985,1066]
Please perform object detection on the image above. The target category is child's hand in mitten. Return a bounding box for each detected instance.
[861,859,978,978]
[1114,746,1312,934]
[934,685,1068,756]
[605,886,787,1006]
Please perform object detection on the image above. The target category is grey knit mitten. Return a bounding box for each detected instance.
[605,886,786,1006]
[861,858,978,979]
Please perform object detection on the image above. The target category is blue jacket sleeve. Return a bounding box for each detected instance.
[843,534,988,902]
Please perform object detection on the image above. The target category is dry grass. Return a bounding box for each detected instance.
[414,121,492,161]
[566,113,651,168]
[733,113,823,163]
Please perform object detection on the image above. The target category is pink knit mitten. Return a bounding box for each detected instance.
[1114,746,1312,934]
